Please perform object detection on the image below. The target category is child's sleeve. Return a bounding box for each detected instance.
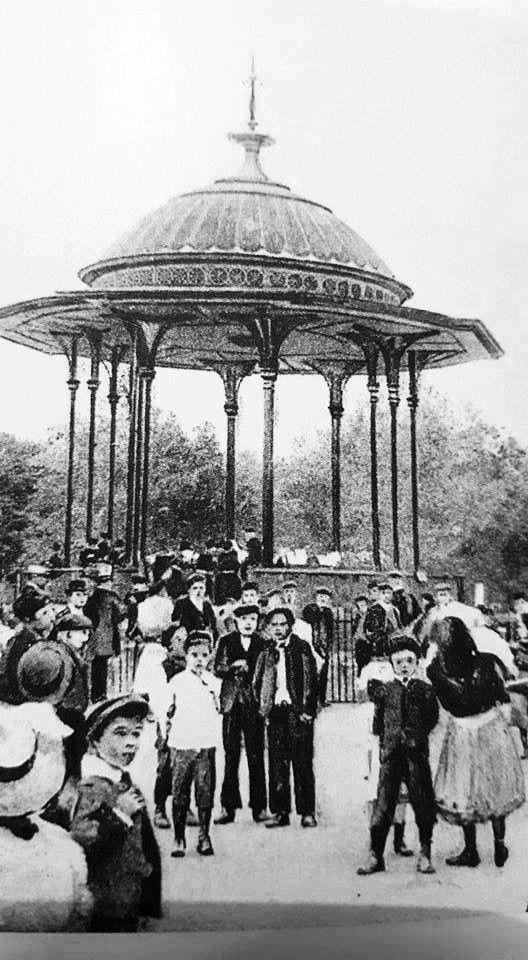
[372,684,385,737]
[70,778,129,859]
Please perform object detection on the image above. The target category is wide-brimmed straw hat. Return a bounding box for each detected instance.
[15,640,74,706]
[0,702,67,818]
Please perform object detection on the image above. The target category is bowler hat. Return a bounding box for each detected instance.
[12,593,50,623]
[66,579,87,595]
[233,604,260,618]
[54,611,93,633]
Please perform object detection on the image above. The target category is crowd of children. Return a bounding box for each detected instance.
[1,557,528,930]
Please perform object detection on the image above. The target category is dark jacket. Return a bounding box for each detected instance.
[0,625,39,703]
[426,653,510,718]
[70,774,161,927]
[363,602,402,659]
[172,595,217,643]
[252,635,318,720]
[214,630,268,714]
[84,587,125,658]
[372,677,439,761]
[392,590,422,628]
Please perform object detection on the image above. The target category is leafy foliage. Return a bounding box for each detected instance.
[4,385,528,602]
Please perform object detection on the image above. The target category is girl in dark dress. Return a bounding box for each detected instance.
[427,616,525,868]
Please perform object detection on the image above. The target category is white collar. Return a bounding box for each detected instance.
[82,751,124,784]
[396,675,414,687]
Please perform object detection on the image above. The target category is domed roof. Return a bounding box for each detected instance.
[99,130,394,278]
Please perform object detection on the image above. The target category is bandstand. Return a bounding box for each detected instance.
[0,84,502,576]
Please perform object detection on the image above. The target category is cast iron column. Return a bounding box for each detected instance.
[384,346,402,569]
[140,367,155,559]
[328,375,345,554]
[215,363,253,541]
[125,346,138,564]
[261,367,277,567]
[407,351,421,571]
[365,347,381,570]
[64,337,80,566]
[132,368,145,567]
[107,346,121,541]
[85,336,101,541]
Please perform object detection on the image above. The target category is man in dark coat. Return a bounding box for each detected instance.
[357,635,439,876]
[387,571,422,628]
[0,592,58,702]
[361,583,402,667]
[213,604,269,824]
[252,607,318,829]
[84,568,126,702]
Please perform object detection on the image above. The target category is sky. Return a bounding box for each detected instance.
[0,0,526,455]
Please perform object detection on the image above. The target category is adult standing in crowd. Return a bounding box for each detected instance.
[172,573,218,646]
[387,571,422,628]
[214,604,269,825]
[0,701,92,931]
[427,616,525,868]
[215,540,242,606]
[252,607,318,829]
[356,583,401,676]
[84,566,126,702]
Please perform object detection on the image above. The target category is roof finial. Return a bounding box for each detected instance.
[248,53,257,131]
[226,61,275,183]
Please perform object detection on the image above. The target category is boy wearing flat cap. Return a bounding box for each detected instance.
[70,694,161,932]
[357,634,439,877]
[213,603,270,825]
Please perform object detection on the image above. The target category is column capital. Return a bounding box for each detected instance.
[87,377,100,392]
[212,361,255,407]
[260,366,278,385]
[67,377,80,393]
[367,380,380,404]
[407,349,426,411]
[138,365,156,382]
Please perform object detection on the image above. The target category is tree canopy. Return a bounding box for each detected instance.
[4,383,527,602]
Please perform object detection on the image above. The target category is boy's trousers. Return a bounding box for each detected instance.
[267,704,315,816]
[221,702,267,813]
[170,747,216,809]
[370,748,436,855]
[154,724,172,809]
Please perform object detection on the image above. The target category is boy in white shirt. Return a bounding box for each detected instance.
[166,631,221,858]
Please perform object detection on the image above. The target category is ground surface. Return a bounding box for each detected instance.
[129,704,528,930]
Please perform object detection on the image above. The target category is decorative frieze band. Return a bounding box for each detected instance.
[94,261,401,306]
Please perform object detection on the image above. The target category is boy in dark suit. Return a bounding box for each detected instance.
[213,604,269,824]
[252,607,318,829]
[357,634,439,876]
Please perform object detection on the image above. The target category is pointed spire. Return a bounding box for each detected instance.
[227,58,275,183]
[248,53,257,131]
